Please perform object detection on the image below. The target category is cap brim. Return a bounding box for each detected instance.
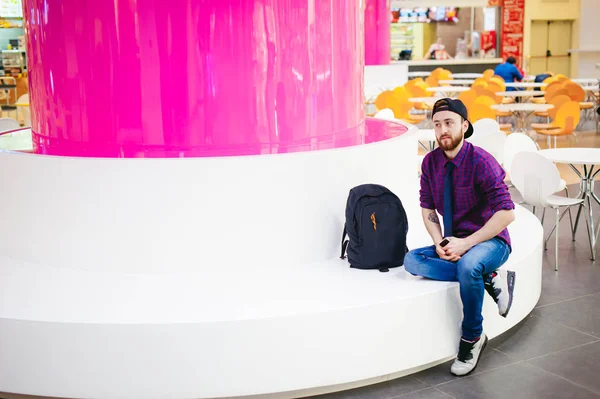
[464,121,474,139]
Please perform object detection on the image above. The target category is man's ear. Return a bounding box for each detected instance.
[463,120,469,134]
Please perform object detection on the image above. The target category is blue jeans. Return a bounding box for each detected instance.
[404,237,510,340]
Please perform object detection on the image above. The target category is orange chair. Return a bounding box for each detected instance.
[438,69,452,82]
[472,80,489,92]
[545,85,569,103]
[489,76,507,92]
[425,75,438,88]
[375,91,395,111]
[536,101,581,148]
[543,80,563,93]
[531,94,571,131]
[458,89,478,109]
[469,104,496,122]
[387,90,427,125]
[474,96,496,108]
[406,83,429,99]
[487,81,504,95]
[393,86,410,101]
[565,82,586,102]
[475,88,503,104]
[483,69,495,79]
[564,82,596,124]
[473,94,511,129]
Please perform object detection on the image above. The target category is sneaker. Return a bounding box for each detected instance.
[450,333,488,376]
[484,270,516,317]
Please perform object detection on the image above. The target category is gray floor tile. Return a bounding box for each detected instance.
[308,376,428,399]
[437,362,599,399]
[511,212,600,306]
[489,314,596,360]
[536,226,600,306]
[412,349,518,387]
[533,201,600,306]
[398,388,453,398]
[537,262,600,307]
[533,295,600,338]
[528,341,600,395]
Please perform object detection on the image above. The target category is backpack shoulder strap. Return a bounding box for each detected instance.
[340,224,349,259]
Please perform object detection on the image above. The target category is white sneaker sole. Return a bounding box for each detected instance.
[451,335,489,377]
[500,271,516,318]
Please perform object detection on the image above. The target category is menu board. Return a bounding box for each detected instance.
[0,0,22,18]
[391,7,459,23]
[501,0,525,67]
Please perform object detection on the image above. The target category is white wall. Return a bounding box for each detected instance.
[576,0,600,78]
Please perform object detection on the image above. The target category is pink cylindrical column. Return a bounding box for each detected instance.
[23,0,365,157]
[364,0,391,65]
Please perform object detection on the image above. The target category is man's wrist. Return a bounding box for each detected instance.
[465,235,478,249]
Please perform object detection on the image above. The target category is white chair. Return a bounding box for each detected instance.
[511,152,584,270]
[469,130,507,165]
[0,117,20,133]
[503,133,571,223]
[503,133,540,176]
[373,108,395,121]
[471,118,500,139]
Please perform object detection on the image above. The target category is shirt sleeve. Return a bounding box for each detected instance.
[476,155,515,213]
[511,65,523,81]
[419,154,435,210]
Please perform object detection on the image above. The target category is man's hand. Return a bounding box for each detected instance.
[442,237,473,261]
[435,243,456,261]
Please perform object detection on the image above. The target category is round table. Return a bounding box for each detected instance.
[505,82,545,89]
[426,86,469,98]
[582,86,599,102]
[409,98,438,128]
[408,71,431,78]
[495,90,542,103]
[539,148,600,260]
[491,103,553,133]
[572,78,599,86]
[450,73,482,79]
[417,129,437,152]
[408,97,438,107]
[438,79,475,86]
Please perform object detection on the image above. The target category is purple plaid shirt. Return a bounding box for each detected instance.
[420,141,514,248]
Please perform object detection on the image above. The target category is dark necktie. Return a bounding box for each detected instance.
[444,162,455,238]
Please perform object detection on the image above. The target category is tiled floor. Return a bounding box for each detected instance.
[309,131,600,399]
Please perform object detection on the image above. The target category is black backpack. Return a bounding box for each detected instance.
[340,184,409,272]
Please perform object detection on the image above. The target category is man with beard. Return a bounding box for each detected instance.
[404,98,516,376]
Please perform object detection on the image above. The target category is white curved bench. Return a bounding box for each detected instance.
[0,120,542,399]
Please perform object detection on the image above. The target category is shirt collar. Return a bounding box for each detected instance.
[444,140,470,169]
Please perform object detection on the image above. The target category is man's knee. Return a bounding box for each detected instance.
[404,250,420,274]
[457,257,483,281]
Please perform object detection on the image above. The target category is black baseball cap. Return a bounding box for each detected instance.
[431,98,474,139]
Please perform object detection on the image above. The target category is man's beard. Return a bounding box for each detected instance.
[437,133,463,151]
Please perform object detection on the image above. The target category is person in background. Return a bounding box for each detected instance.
[424,37,453,61]
[494,56,523,91]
